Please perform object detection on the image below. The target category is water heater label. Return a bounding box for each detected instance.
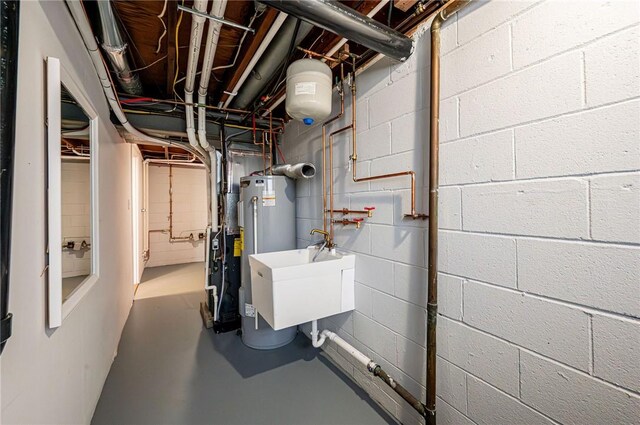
[295,82,316,95]
[255,179,264,187]
[245,303,256,317]
[262,190,276,207]
[233,238,242,256]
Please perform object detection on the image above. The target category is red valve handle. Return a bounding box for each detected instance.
[353,218,364,222]
[364,206,376,211]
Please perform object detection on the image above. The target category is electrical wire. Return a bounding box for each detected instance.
[128,55,168,73]
[211,10,259,73]
[155,0,169,54]
[172,0,186,101]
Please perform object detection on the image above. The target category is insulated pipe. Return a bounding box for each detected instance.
[264,163,316,179]
[231,17,313,109]
[96,0,143,95]
[198,0,227,151]
[65,0,210,168]
[185,0,209,159]
[221,12,288,108]
[259,0,413,62]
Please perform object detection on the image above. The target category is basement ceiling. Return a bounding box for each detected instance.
[83,0,441,158]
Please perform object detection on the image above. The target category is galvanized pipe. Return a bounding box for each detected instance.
[259,0,414,62]
[96,0,143,95]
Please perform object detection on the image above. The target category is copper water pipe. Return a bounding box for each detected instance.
[329,207,375,218]
[321,63,346,236]
[426,2,471,424]
[330,60,426,220]
[296,46,341,63]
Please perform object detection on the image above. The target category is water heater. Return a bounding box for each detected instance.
[285,58,332,126]
[238,175,297,349]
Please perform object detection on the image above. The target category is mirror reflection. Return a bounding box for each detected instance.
[60,85,92,302]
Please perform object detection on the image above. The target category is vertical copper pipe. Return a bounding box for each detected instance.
[426,16,441,425]
[427,3,471,424]
[322,64,345,236]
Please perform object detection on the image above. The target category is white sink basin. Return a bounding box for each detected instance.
[249,248,355,330]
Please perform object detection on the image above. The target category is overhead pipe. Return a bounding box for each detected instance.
[426,2,470,424]
[262,1,390,116]
[259,0,414,62]
[231,17,313,110]
[95,0,143,95]
[185,0,210,162]
[65,0,210,168]
[197,0,227,232]
[0,0,19,355]
[220,12,288,108]
[197,0,227,152]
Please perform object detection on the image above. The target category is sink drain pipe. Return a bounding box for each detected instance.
[311,320,426,415]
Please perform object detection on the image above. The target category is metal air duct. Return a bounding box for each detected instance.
[259,0,414,62]
[96,0,143,95]
[264,163,316,179]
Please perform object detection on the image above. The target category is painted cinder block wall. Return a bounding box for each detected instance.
[146,165,208,267]
[283,1,640,424]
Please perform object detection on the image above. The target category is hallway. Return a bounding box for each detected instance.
[91,264,395,425]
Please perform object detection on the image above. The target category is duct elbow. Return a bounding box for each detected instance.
[267,163,316,179]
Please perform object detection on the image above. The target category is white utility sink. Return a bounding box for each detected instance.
[249,247,356,330]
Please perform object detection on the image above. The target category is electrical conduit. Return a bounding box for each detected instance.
[65,0,210,168]
[185,0,209,161]
[198,0,227,233]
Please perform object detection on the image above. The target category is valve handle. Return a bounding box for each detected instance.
[364,206,376,211]
[353,218,364,222]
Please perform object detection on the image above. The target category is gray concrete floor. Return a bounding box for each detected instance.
[92,264,395,425]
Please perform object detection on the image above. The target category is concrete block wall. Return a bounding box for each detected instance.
[283,1,639,423]
[61,160,92,278]
[146,164,208,267]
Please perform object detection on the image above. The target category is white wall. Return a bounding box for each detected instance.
[283,1,640,424]
[146,164,207,268]
[61,160,91,278]
[0,2,135,423]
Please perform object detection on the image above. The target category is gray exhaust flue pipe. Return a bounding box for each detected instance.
[264,163,316,179]
[259,0,414,62]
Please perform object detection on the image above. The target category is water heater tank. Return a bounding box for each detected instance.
[286,59,332,126]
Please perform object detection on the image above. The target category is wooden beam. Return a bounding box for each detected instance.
[217,8,278,106]
[166,0,178,95]
[394,0,419,12]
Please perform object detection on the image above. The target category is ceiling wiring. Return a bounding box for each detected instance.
[155,0,168,53]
